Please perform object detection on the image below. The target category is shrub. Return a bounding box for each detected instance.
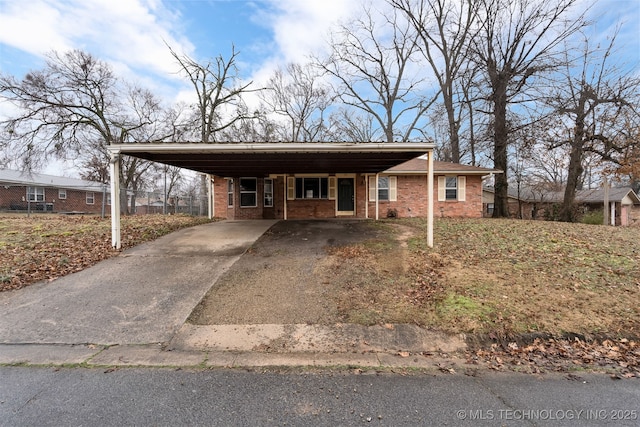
[580,210,604,225]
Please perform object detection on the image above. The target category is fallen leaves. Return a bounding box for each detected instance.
[0,214,212,292]
[468,337,640,377]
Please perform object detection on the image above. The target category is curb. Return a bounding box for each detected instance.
[0,343,462,371]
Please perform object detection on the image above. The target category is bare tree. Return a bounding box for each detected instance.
[317,6,438,143]
[259,63,333,142]
[0,50,147,170]
[546,30,640,221]
[470,0,587,217]
[168,45,255,142]
[614,110,640,193]
[327,108,379,142]
[391,0,476,161]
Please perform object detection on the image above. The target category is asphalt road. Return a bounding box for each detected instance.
[1,367,638,426]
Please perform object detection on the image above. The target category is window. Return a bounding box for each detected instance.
[368,176,397,202]
[294,177,328,199]
[264,179,273,207]
[486,203,494,215]
[227,179,234,207]
[378,176,389,200]
[438,176,466,202]
[58,189,67,199]
[445,177,458,200]
[239,178,257,207]
[27,187,45,202]
[86,192,95,205]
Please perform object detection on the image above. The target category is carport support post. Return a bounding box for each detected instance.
[109,152,122,249]
[283,176,288,220]
[427,149,434,248]
[375,173,380,220]
[207,174,214,219]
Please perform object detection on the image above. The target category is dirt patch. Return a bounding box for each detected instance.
[187,217,640,376]
[188,220,388,325]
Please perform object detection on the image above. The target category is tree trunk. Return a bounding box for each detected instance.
[444,94,460,163]
[492,81,510,218]
[561,123,585,222]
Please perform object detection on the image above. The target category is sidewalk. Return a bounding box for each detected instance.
[0,219,467,370]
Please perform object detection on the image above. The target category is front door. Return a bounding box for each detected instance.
[337,178,355,213]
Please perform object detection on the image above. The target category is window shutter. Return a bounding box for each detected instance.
[328,177,337,200]
[287,177,295,200]
[389,176,397,201]
[368,176,376,201]
[458,176,466,201]
[438,176,446,201]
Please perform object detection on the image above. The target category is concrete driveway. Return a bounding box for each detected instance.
[0,220,277,346]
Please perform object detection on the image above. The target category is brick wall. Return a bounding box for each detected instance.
[0,185,107,213]
[213,176,286,220]
[367,174,484,219]
[213,177,229,219]
[286,199,336,218]
[212,173,485,220]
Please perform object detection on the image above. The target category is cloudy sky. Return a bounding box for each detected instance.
[0,0,638,174]
[0,0,363,106]
[2,0,637,101]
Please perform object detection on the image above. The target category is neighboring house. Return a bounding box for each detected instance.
[0,169,109,214]
[212,156,500,220]
[484,185,640,226]
[571,187,640,226]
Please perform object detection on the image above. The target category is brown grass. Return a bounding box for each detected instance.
[0,213,212,291]
[328,218,640,337]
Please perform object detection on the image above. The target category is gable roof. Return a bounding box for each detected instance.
[386,157,502,175]
[575,187,640,205]
[0,169,106,192]
[485,185,640,205]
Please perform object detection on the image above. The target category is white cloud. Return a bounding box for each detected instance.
[0,0,72,54]
[0,0,193,99]
[262,0,360,63]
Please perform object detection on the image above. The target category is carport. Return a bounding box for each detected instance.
[106,142,435,249]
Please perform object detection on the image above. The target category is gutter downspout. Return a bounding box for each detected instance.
[109,151,121,249]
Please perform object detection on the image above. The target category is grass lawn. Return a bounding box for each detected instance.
[0,213,212,291]
[3,214,639,339]
[329,218,640,338]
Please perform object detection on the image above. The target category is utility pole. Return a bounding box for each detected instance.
[603,177,609,226]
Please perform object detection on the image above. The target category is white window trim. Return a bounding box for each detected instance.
[368,175,397,202]
[293,177,330,200]
[58,189,67,199]
[86,192,95,205]
[239,177,257,208]
[438,176,466,202]
[264,178,274,207]
[227,179,234,207]
[27,187,45,202]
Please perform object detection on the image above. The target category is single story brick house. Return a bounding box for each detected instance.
[483,185,640,226]
[106,142,498,248]
[0,169,109,214]
[212,156,499,221]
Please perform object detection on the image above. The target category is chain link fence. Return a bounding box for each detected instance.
[128,190,208,216]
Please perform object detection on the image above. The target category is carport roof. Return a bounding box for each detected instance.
[108,142,435,177]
